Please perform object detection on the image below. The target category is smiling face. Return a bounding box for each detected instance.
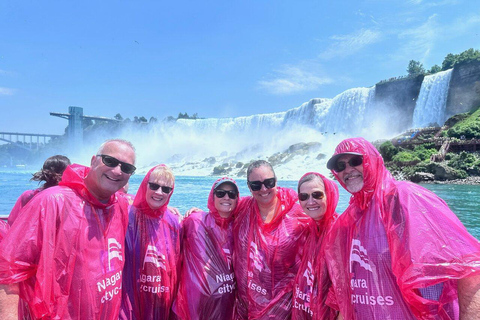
[87,141,136,201]
[214,183,238,218]
[336,154,364,193]
[299,179,327,221]
[248,165,277,207]
[146,176,173,210]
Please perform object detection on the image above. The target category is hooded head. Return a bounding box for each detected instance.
[133,164,175,217]
[207,177,240,225]
[327,137,392,209]
[298,172,339,226]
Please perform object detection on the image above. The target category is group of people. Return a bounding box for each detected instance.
[0,137,479,320]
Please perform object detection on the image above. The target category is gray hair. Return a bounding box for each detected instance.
[297,173,323,194]
[97,139,136,154]
[247,160,276,181]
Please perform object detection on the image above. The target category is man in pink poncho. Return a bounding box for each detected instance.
[174,177,240,320]
[0,139,136,320]
[325,137,480,319]
[121,164,182,320]
[233,160,310,319]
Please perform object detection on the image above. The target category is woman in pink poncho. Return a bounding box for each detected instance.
[174,177,241,320]
[121,165,182,320]
[292,172,339,320]
[8,154,70,225]
[324,137,480,319]
[233,160,310,319]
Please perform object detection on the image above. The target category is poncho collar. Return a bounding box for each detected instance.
[133,165,174,218]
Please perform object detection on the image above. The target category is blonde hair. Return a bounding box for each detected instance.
[150,165,175,186]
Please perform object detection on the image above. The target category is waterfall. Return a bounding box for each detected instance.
[77,75,452,178]
[412,69,453,128]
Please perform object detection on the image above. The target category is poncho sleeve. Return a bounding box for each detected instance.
[383,181,480,317]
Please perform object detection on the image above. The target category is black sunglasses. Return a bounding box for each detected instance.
[298,191,325,202]
[214,189,238,199]
[248,177,276,191]
[333,156,363,173]
[97,154,136,174]
[148,183,173,194]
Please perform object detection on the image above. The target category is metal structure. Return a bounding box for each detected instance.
[0,131,61,150]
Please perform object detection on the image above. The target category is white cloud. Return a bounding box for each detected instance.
[319,29,382,60]
[0,87,15,95]
[449,13,480,35]
[258,64,332,95]
[396,14,439,62]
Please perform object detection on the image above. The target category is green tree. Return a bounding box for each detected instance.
[149,116,158,123]
[114,113,123,121]
[428,64,442,74]
[407,60,425,76]
[442,53,458,70]
[457,48,480,64]
[379,141,398,162]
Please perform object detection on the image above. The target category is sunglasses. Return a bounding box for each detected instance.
[333,155,363,173]
[214,189,238,199]
[248,178,276,191]
[148,183,173,194]
[97,154,136,174]
[298,191,325,202]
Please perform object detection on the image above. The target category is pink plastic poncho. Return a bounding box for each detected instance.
[7,189,40,225]
[0,164,129,320]
[0,219,7,242]
[233,186,310,320]
[324,137,480,320]
[121,165,182,320]
[292,172,339,320]
[174,177,240,320]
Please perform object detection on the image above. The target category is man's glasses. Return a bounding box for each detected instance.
[148,183,173,194]
[97,154,136,174]
[248,178,276,191]
[333,156,363,173]
[298,191,325,202]
[214,189,238,199]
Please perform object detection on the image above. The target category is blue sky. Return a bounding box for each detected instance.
[1,0,479,135]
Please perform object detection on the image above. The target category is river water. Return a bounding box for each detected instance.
[1,170,479,239]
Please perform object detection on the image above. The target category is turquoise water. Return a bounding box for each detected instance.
[1,170,479,239]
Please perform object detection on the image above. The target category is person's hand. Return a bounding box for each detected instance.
[168,206,181,220]
[184,207,202,218]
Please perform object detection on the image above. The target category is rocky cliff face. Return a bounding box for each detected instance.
[374,74,424,132]
[446,60,480,117]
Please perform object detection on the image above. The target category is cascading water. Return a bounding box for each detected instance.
[79,75,452,178]
[412,69,453,128]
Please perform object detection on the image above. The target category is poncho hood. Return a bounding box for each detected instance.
[330,137,392,211]
[206,177,240,228]
[133,165,174,217]
[299,171,339,235]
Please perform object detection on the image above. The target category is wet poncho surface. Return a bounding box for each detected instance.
[324,137,480,320]
[174,177,239,320]
[233,186,309,319]
[120,165,181,320]
[0,164,129,320]
[292,172,339,320]
[7,189,40,225]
